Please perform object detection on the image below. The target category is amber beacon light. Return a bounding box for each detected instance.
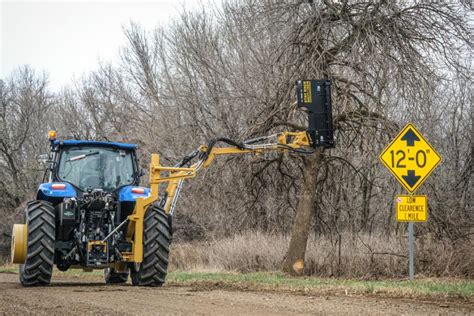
[48,130,57,140]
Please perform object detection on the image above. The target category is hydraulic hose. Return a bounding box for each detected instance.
[199,137,245,160]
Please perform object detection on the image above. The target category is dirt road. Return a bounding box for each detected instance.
[0,273,472,315]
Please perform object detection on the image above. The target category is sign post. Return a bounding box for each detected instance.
[395,194,427,280]
[380,123,441,280]
[408,222,414,280]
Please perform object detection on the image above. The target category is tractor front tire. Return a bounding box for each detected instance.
[104,268,129,284]
[19,200,55,286]
[131,205,170,287]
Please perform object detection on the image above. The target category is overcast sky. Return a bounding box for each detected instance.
[0,0,190,90]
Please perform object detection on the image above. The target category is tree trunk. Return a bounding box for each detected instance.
[282,148,324,275]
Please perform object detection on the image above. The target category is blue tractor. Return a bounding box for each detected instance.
[11,135,172,286]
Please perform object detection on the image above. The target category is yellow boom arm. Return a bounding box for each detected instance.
[122,131,311,262]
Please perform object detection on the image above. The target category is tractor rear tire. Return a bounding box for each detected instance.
[104,268,129,284]
[130,205,170,287]
[19,200,55,286]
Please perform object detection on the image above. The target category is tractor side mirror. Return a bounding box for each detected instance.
[37,154,50,165]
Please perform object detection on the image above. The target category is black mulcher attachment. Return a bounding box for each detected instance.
[296,79,335,148]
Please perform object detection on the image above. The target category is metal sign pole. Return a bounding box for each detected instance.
[408,221,414,281]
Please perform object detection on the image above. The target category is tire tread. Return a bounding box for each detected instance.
[20,200,55,286]
[131,206,170,287]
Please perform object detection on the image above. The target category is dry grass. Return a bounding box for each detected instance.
[170,232,474,279]
[1,231,471,279]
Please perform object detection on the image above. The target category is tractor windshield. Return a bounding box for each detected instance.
[57,146,136,192]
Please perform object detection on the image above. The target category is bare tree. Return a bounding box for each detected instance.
[231,0,470,273]
[0,66,53,206]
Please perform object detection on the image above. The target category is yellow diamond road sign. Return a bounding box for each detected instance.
[380,123,441,193]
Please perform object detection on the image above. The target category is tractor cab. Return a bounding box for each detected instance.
[52,140,139,193]
[36,133,150,209]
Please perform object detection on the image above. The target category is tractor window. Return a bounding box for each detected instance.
[57,146,136,192]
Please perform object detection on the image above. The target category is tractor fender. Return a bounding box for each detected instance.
[36,182,77,204]
[118,186,150,202]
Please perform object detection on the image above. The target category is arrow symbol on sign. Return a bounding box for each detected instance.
[401,129,420,147]
[402,170,421,188]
